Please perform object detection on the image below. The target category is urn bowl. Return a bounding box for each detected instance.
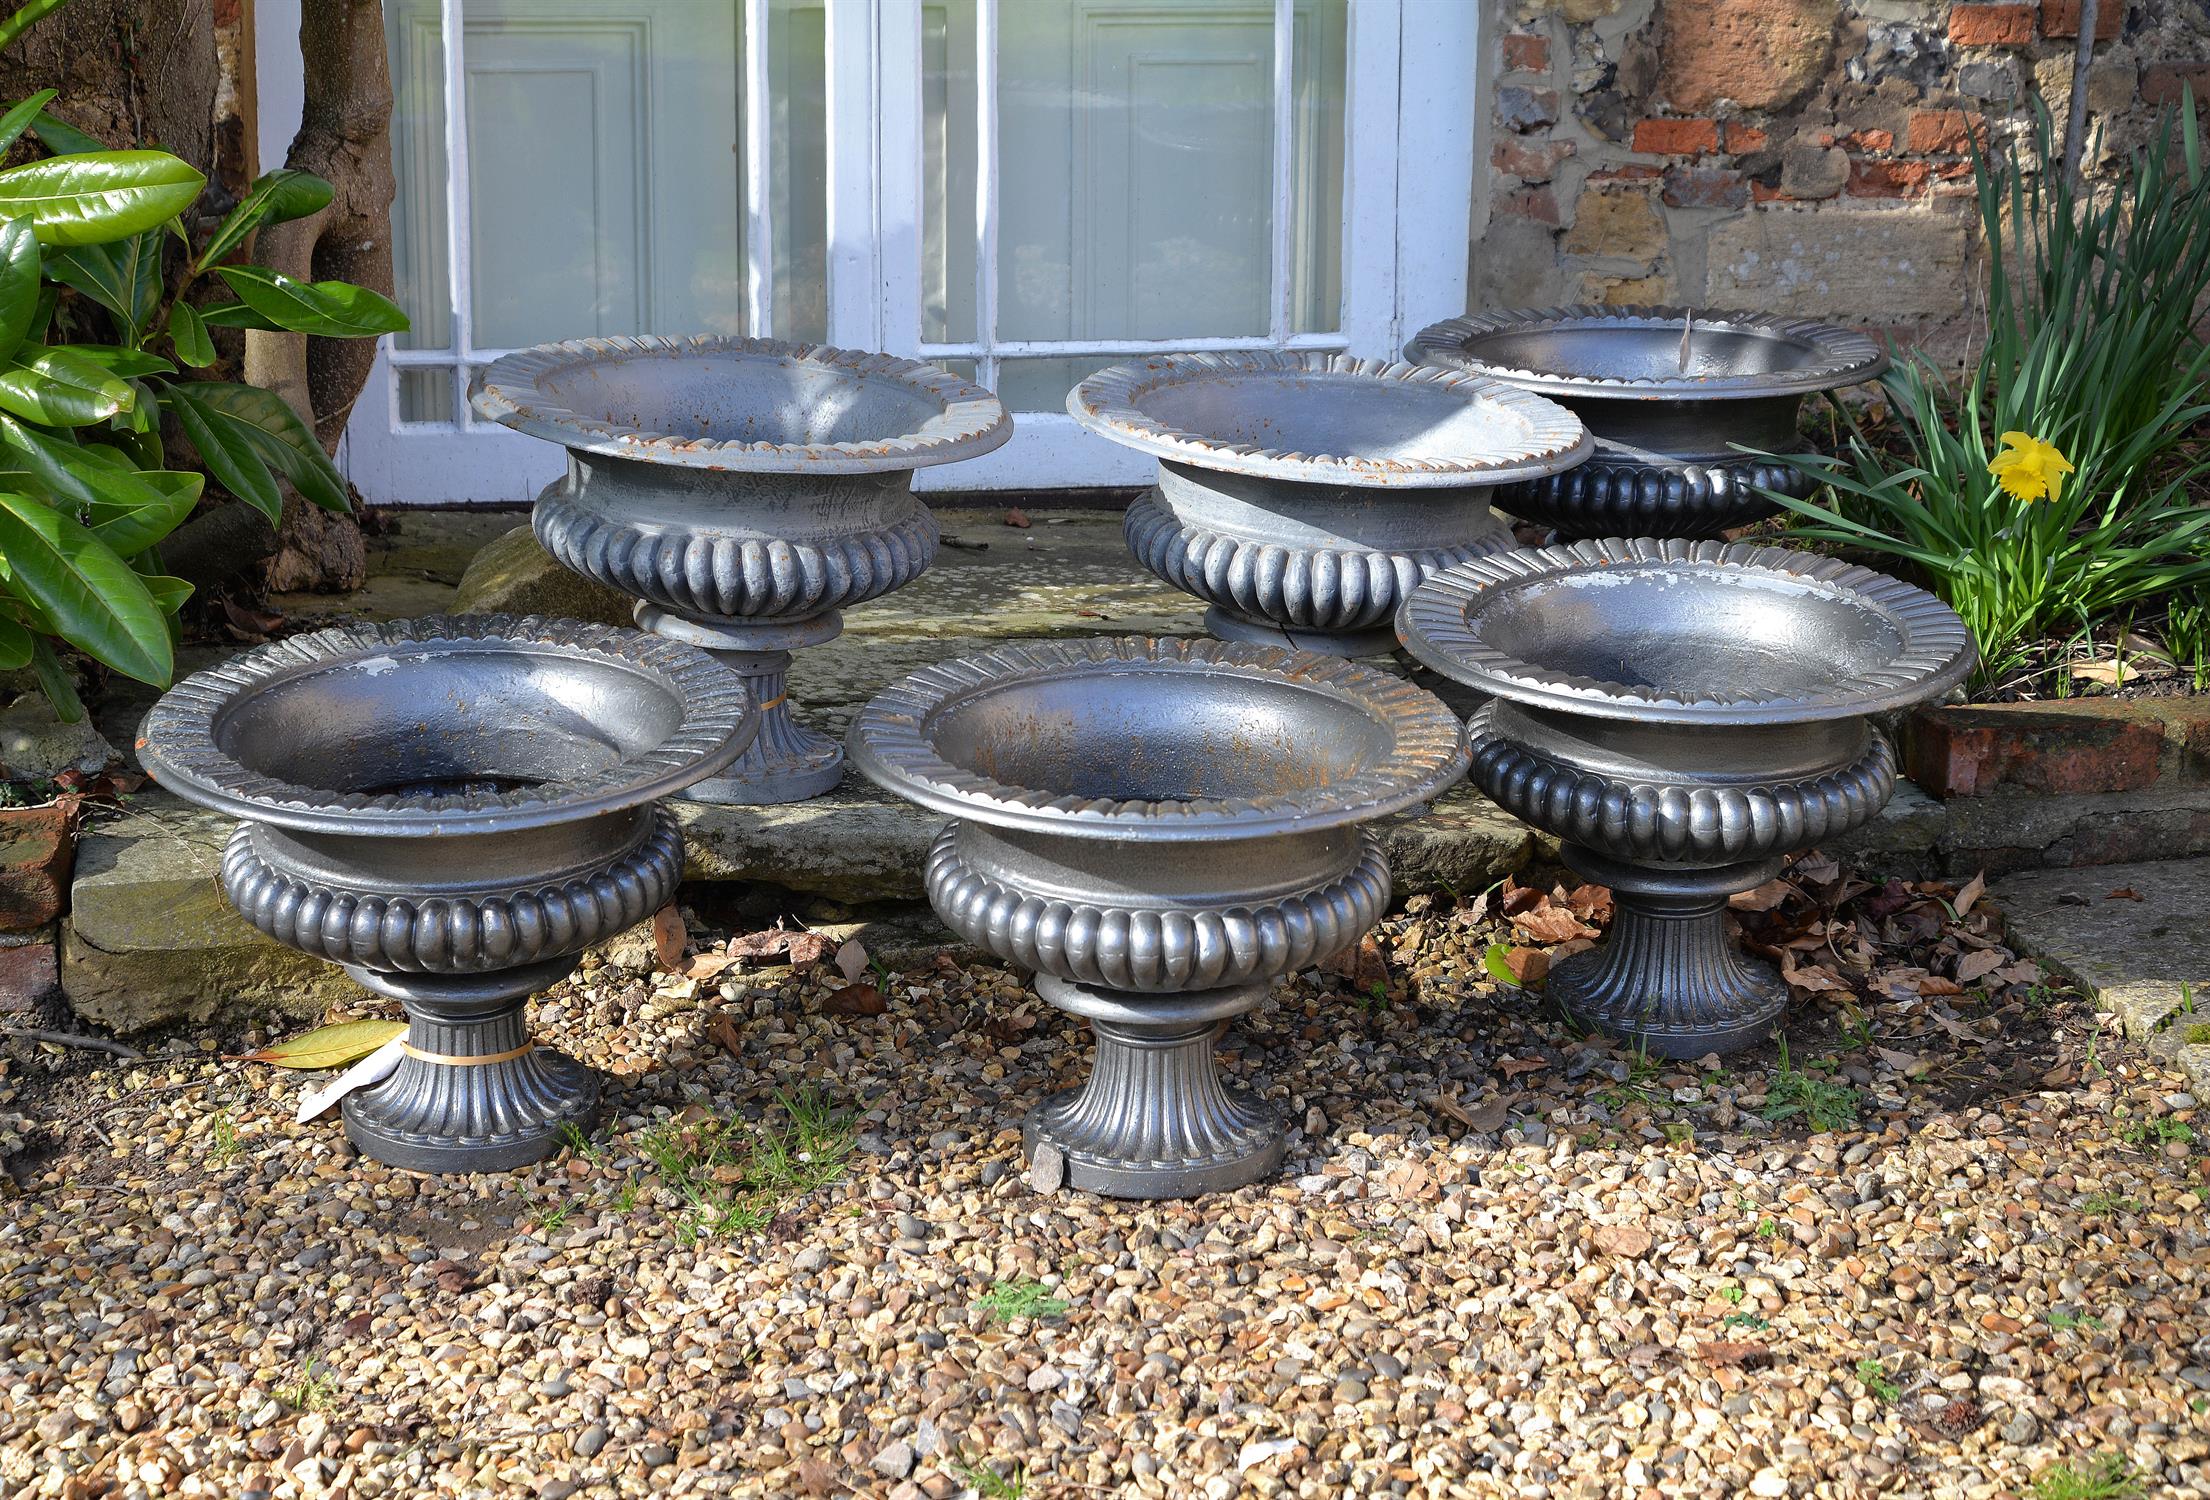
[473,335,1011,803]
[1399,540,1971,1055]
[851,636,1468,1195]
[139,615,757,1170]
[1069,353,1588,656]
[1408,307,1886,538]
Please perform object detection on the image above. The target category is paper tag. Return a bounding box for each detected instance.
[297,1035,407,1122]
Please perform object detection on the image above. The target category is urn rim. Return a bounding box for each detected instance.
[1065,351,1591,488]
[470,334,1012,473]
[138,614,758,836]
[1405,305,1888,402]
[1396,537,1974,726]
[847,635,1469,841]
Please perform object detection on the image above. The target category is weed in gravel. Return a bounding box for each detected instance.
[2117,1114,2194,1150]
[2079,1191,2144,1218]
[1854,1358,1901,1402]
[975,1278,1070,1324]
[955,1457,1029,1498]
[209,1111,241,1166]
[1762,1039,1862,1132]
[637,1088,854,1243]
[2030,1454,2144,1500]
[276,1360,337,1413]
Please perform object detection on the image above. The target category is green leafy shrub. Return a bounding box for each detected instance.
[0,0,405,718]
[1763,99,2210,691]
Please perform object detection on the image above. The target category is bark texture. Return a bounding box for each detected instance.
[246,0,395,592]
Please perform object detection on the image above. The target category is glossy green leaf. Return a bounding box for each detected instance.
[243,1018,407,1070]
[0,490,169,684]
[28,111,103,159]
[0,151,206,247]
[164,382,280,523]
[0,0,71,53]
[46,344,173,378]
[196,168,334,271]
[24,633,82,722]
[196,300,282,331]
[181,380,348,513]
[0,346,134,425]
[134,572,192,615]
[214,265,408,338]
[0,217,36,361]
[85,469,199,556]
[0,412,193,529]
[0,91,57,162]
[167,301,213,367]
[45,229,164,335]
[0,614,30,670]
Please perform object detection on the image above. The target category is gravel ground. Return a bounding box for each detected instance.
[2,858,2205,1500]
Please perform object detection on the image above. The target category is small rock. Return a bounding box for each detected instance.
[574,1424,608,1458]
[872,1439,916,1478]
[1592,1223,1655,1258]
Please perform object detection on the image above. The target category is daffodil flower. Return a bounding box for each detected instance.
[1987,430,2074,505]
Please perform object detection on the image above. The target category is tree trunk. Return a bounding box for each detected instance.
[246,0,394,594]
[0,0,219,173]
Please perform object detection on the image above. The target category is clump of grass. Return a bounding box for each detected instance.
[2031,1454,2145,1500]
[2117,1114,2195,1150]
[209,1111,241,1166]
[1761,1038,1861,1132]
[1854,1357,1901,1403]
[635,1087,854,1244]
[974,1277,1070,1325]
[955,1457,1029,1499]
[275,1359,337,1413]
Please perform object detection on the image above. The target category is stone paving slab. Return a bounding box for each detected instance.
[1995,856,2210,1092]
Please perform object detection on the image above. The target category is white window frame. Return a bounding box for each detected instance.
[322,0,1481,505]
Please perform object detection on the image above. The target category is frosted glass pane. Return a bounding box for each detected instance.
[995,355,1125,414]
[384,0,450,351]
[770,0,829,343]
[398,368,455,424]
[991,0,1346,344]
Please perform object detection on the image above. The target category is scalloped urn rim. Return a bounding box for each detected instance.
[847,636,1470,843]
[1066,351,1591,489]
[138,614,758,837]
[469,334,1013,474]
[1395,538,1974,727]
[1405,305,1889,403]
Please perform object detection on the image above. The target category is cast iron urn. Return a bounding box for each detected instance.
[139,615,757,1171]
[1398,540,1972,1057]
[1407,306,1887,539]
[473,336,1011,803]
[1069,353,1589,656]
[850,637,1468,1196]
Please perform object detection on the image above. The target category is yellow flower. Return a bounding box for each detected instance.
[1987,430,2074,505]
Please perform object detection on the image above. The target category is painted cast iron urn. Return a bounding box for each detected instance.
[473,336,1011,803]
[1407,307,1887,539]
[850,637,1469,1197]
[139,615,757,1171]
[1069,353,1589,656]
[1398,540,1972,1058]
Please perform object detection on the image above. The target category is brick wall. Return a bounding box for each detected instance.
[1475,1,2207,358]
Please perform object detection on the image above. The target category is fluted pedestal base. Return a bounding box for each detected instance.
[1547,847,1788,1058]
[1024,976,1283,1198]
[638,606,844,803]
[342,957,601,1172]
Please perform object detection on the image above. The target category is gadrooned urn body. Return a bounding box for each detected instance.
[138,615,758,1171]
[1398,540,1972,1057]
[849,636,1469,1196]
[472,336,1011,804]
[1068,353,1590,656]
[1407,307,1887,539]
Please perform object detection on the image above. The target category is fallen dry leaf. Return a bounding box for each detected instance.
[1320,937,1387,989]
[651,906,687,971]
[1953,871,1986,918]
[1512,903,1596,944]
[1560,883,1612,924]
[833,938,870,984]
[1779,951,1849,994]
[682,953,739,980]
[1004,506,1031,528]
[1954,948,2005,984]
[1730,880,1792,913]
[706,1013,743,1057]
[726,927,835,966]
[820,983,885,1017]
[1591,1224,1654,1258]
[1699,1340,1773,1370]
[1495,1054,1551,1080]
[2107,887,2145,902]
[1499,946,1549,985]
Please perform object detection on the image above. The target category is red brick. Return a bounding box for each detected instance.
[2143,64,2210,108]
[1750,180,1795,202]
[1501,32,1550,72]
[1839,127,1895,153]
[1587,163,1666,183]
[1662,165,1750,208]
[1633,117,1722,155]
[1949,3,2037,46]
[1493,136,1576,183]
[2040,1,2121,40]
[1904,698,2210,797]
[1657,0,1838,113]
[1846,158,1933,196]
[1724,122,1771,153]
[0,941,56,1015]
[1493,185,1561,227]
[1907,109,1987,154]
[0,807,71,933]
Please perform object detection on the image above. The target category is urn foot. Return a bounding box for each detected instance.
[1202,606,1402,661]
[1024,977,1284,1199]
[1548,849,1788,1059]
[639,606,845,803]
[341,957,602,1172]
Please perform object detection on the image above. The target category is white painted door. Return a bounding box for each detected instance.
[337,0,1479,504]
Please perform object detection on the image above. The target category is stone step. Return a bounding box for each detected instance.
[1994,857,2210,1093]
